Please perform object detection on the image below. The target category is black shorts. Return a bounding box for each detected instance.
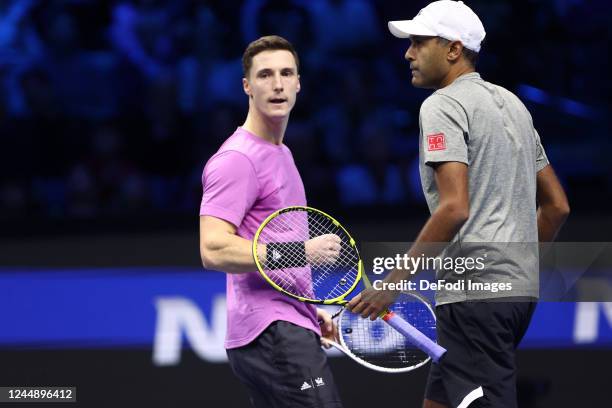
[425,299,536,408]
[226,321,343,408]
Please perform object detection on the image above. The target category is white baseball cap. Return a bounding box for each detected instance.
[388,1,486,52]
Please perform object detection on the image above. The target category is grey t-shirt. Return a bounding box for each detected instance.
[418,72,549,304]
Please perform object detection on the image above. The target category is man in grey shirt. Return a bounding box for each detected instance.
[348,1,569,407]
[419,70,549,305]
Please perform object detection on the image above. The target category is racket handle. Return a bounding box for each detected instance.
[382,311,446,363]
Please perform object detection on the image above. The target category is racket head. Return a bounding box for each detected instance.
[253,206,362,304]
[335,291,437,373]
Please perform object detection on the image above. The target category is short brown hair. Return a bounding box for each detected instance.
[242,35,300,78]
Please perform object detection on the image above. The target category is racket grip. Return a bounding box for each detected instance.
[383,312,446,363]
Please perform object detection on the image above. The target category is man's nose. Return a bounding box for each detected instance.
[273,73,283,91]
[405,46,415,62]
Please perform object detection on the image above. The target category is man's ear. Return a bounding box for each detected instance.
[447,41,463,62]
[296,74,301,94]
[243,77,252,97]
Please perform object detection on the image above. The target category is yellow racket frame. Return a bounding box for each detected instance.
[252,206,363,304]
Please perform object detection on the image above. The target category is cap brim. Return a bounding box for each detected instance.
[388,20,437,38]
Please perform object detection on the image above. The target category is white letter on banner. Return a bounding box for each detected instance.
[574,302,612,344]
[152,296,227,365]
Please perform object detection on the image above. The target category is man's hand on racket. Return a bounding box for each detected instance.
[347,286,399,321]
[254,207,447,362]
[305,234,341,265]
[317,308,339,349]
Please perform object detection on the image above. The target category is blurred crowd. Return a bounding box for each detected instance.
[0,0,610,222]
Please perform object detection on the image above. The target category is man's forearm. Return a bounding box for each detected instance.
[537,205,569,242]
[201,234,264,274]
[386,204,468,283]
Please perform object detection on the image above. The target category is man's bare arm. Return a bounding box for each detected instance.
[536,165,570,242]
[200,216,263,274]
[387,161,469,282]
[348,161,470,317]
[200,215,343,274]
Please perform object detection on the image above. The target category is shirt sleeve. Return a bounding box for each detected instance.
[419,94,469,166]
[534,129,550,172]
[200,150,259,228]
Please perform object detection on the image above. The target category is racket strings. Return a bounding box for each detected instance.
[339,293,436,371]
[256,209,360,301]
[306,215,358,267]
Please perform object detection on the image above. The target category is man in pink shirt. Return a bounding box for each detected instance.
[199,36,344,408]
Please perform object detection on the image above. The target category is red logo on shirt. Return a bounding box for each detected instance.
[427,133,446,151]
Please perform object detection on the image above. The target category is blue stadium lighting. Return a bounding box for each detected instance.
[518,84,596,119]
[559,97,594,119]
[517,84,550,105]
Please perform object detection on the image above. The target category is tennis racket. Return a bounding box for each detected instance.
[252,206,446,363]
[325,291,437,373]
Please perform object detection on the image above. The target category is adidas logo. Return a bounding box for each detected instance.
[300,381,312,391]
[272,250,282,261]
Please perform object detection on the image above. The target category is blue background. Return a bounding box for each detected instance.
[2,268,610,350]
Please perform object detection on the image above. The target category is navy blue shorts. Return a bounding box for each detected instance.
[227,321,343,408]
[425,299,536,408]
